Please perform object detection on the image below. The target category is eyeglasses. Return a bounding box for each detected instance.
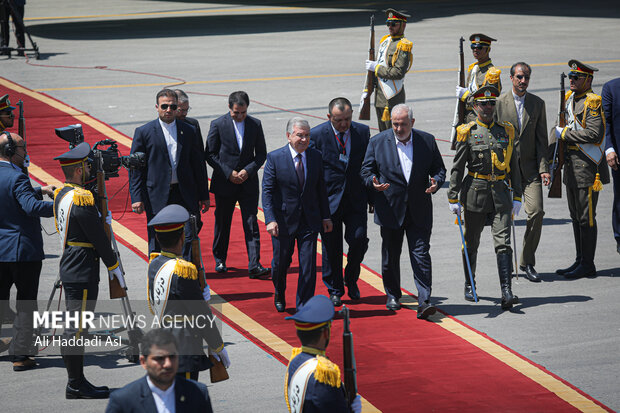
[477,100,496,107]
[386,21,400,27]
[568,73,587,81]
[470,44,486,50]
[515,74,530,80]
[177,106,191,113]
[159,104,178,111]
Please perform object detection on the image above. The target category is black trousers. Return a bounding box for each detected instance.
[0,261,41,361]
[61,281,99,356]
[0,1,24,48]
[212,193,261,270]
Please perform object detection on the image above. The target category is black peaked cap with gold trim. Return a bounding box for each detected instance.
[285,295,335,331]
[148,204,189,233]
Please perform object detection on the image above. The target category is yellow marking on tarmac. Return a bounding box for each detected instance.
[24,7,299,22]
[35,59,620,92]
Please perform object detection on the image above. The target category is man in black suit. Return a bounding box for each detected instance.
[361,104,446,319]
[129,88,209,259]
[206,91,269,277]
[106,329,213,413]
[310,97,371,306]
[262,117,332,312]
[602,77,620,255]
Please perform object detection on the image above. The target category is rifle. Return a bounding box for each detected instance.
[190,214,207,291]
[358,15,375,121]
[548,72,567,198]
[450,37,466,150]
[16,99,29,175]
[340,305,357,406]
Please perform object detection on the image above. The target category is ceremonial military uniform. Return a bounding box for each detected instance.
[284,295,354,413]
[147,204,225,381]
[448,86,521,309]
[0,94,15,131]
[554,60,610,279]
[53,142,118,399]
[459,34,502,123]
[373,9,413,131]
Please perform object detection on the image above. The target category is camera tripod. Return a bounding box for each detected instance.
[0,0,39,59]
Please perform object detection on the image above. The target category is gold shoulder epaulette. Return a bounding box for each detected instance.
[484,67,501,85]
[396,38,413,53]
[290,347,302,361]
[457,121,476,142]
[379,34,390,44]
[313,355,341,388]
[499,120,515,140]
[584,93,602,111]
[565,90,573,100]
[53,186,63,200]
[149,252,161,263]
[467,62,477,72]
[173,259,197,280]
[73,188,94,206]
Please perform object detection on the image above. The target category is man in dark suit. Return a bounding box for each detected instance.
[602,77,620,255]
[205,91,269,276]
[129,88,209,259]
[174,89,204,147]
[106,329,213,413]
[361,104,446,319]
[0,132,54,370]
[262,117,332,312]
[310,97,371,306]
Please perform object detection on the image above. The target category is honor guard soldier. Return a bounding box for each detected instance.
[147,204,230,381]
[53,142,125,399]
[448,86,522,310]
[553,60,610,279]
[0,94,15,131]
[363,8,413,131]
[285,295,361,413]
[456,34,502,123]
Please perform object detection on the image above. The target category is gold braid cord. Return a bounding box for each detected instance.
[491,121,515,173]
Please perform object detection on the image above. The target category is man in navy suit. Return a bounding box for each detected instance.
[262,117,332,312]
[106,329,213,413]
[361,104,446,319]
[0,132,54,370]
[310,97,371,306]
[602,78,620,255]
[129,89,209,259]
[206,91,269,277]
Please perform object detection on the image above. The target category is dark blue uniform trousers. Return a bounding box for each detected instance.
[612,167,620,246]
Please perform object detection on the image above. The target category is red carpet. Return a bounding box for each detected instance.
[1,77,612,412]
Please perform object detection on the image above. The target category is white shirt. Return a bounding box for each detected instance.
[146,376,176,413]
[330,124,351,155]
[395,133,413,183]
[512,89,526,131]
[159,118,178,184]
[288,144,307,180]
[233,119,245,151]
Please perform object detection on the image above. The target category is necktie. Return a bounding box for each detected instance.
[296,154,305,189]
[338,132,346,155]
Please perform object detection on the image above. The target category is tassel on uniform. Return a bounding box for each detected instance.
[313,355,341,388]
[72,188,94,206]
[381,106,391,122]
[149,252,161,263]
[173,259,198,280]
[592,173,603,192]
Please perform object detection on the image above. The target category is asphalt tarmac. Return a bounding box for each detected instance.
[1,1,619,411]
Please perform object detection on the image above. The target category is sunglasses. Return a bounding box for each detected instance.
[386,21,401,27]
[515,74,530,80]
[159,104,178,111]
[477,100,496,107]
[568,73,587,81]
[470,44,486,50]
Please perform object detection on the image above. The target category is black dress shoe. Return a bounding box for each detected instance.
[12,357,36,371]
[417,304,436,320]
[347,284,361,300]
[215,262,227,273]
[556,261,579,275]
[66,381,110,399]
[464,283,476,302]
[330,295,342,307]
[386,297,401,311]
[83,378,110,392]
[249,265,270,279]
[520,265,541,282]
[564,264,596,279]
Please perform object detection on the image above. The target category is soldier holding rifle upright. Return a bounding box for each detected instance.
[448,86,521,310]
[362,8,413,131]
[552,60,609,279]
[53,142,125,399]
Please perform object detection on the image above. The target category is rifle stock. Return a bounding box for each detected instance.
[548,73,567,198]
[359,15,375,121]
[340,306,357,406]
[450,37,466,150]
[190,215,207,291]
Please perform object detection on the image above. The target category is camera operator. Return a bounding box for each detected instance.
[0,131,54,371]
[53,142,125,399]
[129,89,209,260]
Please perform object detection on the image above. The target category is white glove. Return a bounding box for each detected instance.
[105,210,112,225]
[456,86,468,99]
[351,395,362,413]
[554,126,564,139]
[365,59,377,72]
[512,200,522,217]
[109,266,126,289]
[211,347,231,369]
[449,202,462,215]
[202,285,211,302]
[360,92,368,109]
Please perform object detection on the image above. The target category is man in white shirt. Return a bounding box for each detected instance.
[106,329,213,413]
